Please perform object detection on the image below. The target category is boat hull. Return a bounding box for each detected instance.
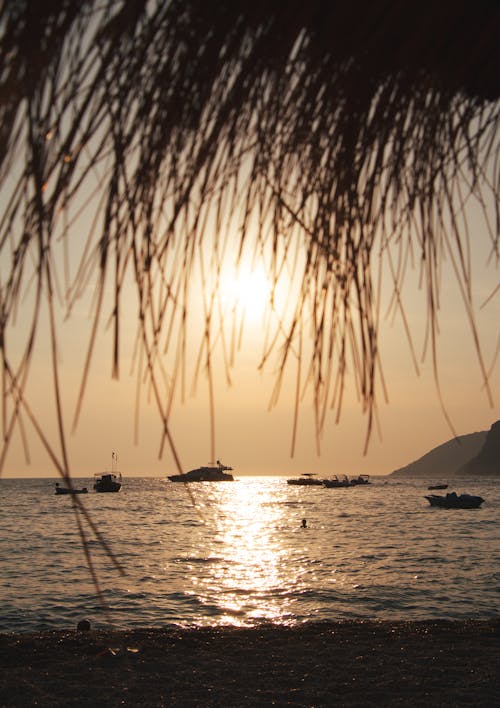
[168,475,233,482]
[287,479,323,486]
[287,473,323,486]
[55,487,88,495]
[94,483,121,492]
[323,475,370,488]
[93,473,121,492]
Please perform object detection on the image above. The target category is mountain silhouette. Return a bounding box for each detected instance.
[389,430,488,478]
[457,420,500,476]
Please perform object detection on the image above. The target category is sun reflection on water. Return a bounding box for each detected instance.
[191,479,304,625]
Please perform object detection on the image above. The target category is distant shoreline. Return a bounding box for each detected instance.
[1,620,499,706]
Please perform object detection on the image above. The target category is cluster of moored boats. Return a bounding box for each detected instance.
[286,473,370,487]
[166,464,371,488]
[284,474,485,509]
[54,455,486,511]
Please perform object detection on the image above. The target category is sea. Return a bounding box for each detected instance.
[1,476,499,633]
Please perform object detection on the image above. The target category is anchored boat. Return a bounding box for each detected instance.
[168,459,234,482]
[94,452,122,492]
[349,474,370,485]
[425,492,484,509]
[287,473,324,486]
[323,475,351,488]
[55,483,88,495]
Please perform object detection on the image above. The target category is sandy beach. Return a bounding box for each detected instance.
[1,620,498,706]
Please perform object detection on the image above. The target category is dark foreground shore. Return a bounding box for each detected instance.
[1,620,499,706]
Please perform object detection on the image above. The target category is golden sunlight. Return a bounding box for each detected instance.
[196,480,302,624]
[220,263,273,322]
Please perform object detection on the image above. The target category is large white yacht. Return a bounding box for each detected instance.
[168,459,234,482]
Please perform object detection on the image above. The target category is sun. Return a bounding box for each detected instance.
[221,263,273,322]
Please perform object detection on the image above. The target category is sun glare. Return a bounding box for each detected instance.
[196,480,294,624]
[221,264,273,321]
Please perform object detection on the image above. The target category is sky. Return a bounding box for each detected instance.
[0,86,498,481]
[2,195,498,479]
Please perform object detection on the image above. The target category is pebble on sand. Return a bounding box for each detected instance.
[77,619,91,632]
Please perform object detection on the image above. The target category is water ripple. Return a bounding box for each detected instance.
[1,476,499,631]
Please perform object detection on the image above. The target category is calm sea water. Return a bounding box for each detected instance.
[1,476,499,633]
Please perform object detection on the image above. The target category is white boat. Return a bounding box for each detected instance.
[287,473,324,486]
[349,474,370,485]
[425,492,484,509]
[168,459,234,482]
[323,475,351,488]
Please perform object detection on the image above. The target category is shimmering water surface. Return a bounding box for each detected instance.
[1,476,498,632]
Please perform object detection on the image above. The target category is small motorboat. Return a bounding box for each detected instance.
[168,459,234,482]
[349,474,371,486]
[425,492,484,509]
[55,483,88,495]
[94,452,122,492]
[323,475,351,488]
[94,473,122,492]
[287,473,324,486]
[427,483,448,490]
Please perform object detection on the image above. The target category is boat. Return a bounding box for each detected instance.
[94,473,122,492]
[323,475,351,488]
[287,473,324,486]
[427,483,448,490]
[55,483,88,495]
[349,474,371,485]
[93,452,122,492]
[168,459,234,482]
[425,492,484,509]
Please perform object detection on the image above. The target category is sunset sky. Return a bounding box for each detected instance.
[1,5,498,482]
[2,192,498,480]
